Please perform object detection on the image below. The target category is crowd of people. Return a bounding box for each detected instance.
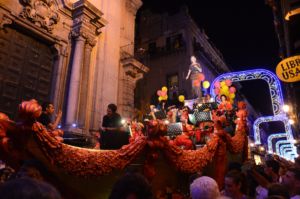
[1,153,300,199]
[188,155,300,199]
[31,88,235,151]
[1,98,299,199]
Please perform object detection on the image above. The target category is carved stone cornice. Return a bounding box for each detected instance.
[70,28,96,47]
[72,0,107,37]
[86,36,97,47]
[125,0,142,16]
[0,14,13,29]
[19,0,60,33]
[0,5,67,44]
[121,56,149,82]
[52,43,68,57]
[121,56,149,72]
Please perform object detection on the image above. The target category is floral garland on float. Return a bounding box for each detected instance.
[0,95,248,188]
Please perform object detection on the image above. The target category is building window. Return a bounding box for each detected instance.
[165,34,184,52]
[192,37,201,52]
[173,34,183,49]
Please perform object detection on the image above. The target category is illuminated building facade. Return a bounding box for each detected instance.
[267,0,300,137]
[0,0,148,134]
[134,6,231,110]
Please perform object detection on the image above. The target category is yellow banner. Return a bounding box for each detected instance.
[276,55,300,82]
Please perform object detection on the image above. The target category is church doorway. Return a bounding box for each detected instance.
[0,26,55,119]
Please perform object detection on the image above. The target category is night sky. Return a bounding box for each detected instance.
[141,0,281,70]
[139,0,282,119]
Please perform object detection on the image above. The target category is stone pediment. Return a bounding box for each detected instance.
[121,56,149,75]
[125,0,142,15]
[20,0,60,32]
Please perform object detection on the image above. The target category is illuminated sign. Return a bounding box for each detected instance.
[254,115,294,144]
[276,55,300,82]
[211,69,284,115]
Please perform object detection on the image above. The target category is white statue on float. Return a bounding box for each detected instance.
[186,56,203,100]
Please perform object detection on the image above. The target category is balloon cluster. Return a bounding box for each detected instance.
[213,79,236,104]
[157,86,168,101]
[192,73,210,89]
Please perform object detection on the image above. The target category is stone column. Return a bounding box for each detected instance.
[78,40,94,129]
[118,56,149,119]
[120,74,143,119]
[65,0,106,133]
[65,34,85,127]
[51,44,68,111]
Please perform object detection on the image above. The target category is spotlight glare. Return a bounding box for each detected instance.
[283,104,290,112]
[72,123,77,128]
[292,139,298,144]
[259,146,265,151]
[289,119,295,125]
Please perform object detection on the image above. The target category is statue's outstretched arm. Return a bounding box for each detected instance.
[186,69,191,79]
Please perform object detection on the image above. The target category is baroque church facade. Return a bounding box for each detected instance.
[0,0,148,133]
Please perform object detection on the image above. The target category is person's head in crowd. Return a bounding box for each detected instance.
[248,164,273,185]
[243,164,270,198]
[189,172,202,185]
[107,104,117,116]
[42,102,55,115]
[159,100,167,111]
[204,94,211,103]
[16,159,47,181]
[190,176,220,199]
[278,165,287,177]
[109,173,152,199]
[149,105,156,112]
[181,105,190,114]
[220,95,227,103]
[281,167,300,196]
[267,183,290,199]
[224,170,245,198]
[228,162,242,172]
[264,160,280,182]
[0,177,62,199]
[0,166,15,184]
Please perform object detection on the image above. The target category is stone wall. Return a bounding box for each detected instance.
[0,0,148,133]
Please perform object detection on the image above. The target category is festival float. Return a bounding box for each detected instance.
[0,78,249,199]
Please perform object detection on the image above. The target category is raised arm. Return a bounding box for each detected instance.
[186,69,191,80]
[48,110,62,130]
